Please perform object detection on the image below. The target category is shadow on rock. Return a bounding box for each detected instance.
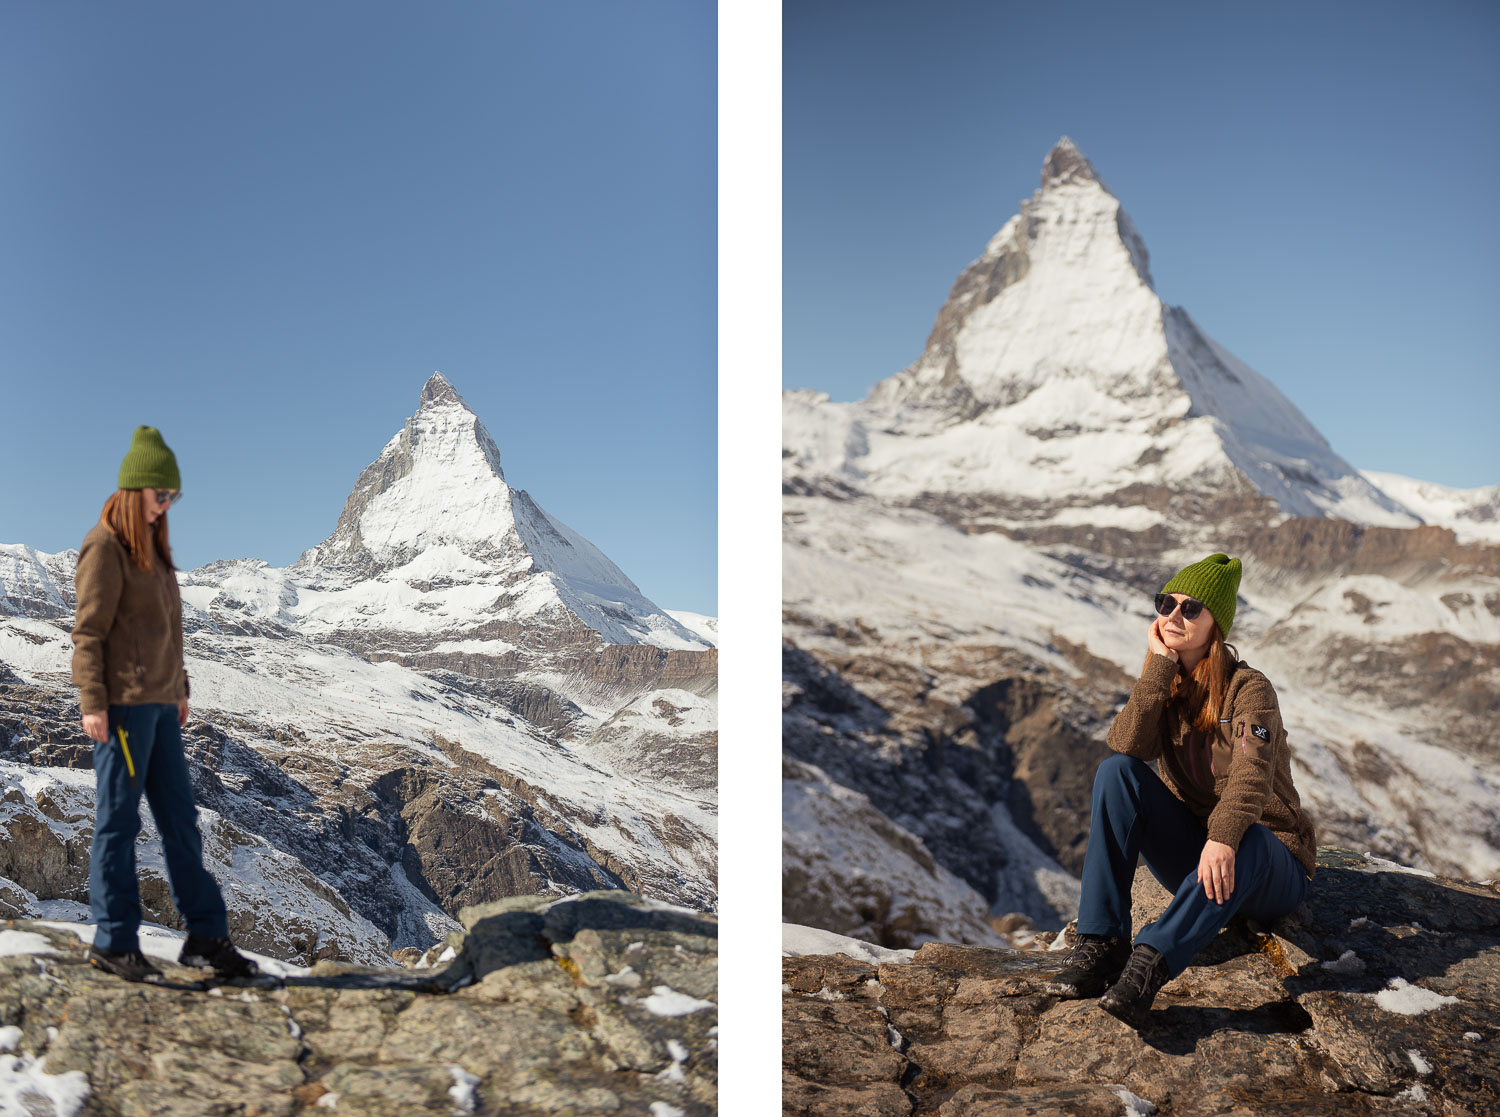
[435,890,717,991]
[1136,999,1315,1056]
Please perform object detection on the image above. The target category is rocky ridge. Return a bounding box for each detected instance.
[1,890,716,1116]
[783,849,1500,1115]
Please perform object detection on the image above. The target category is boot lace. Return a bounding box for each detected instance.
[1065,935,1115,968]
[1115,946,1164,994]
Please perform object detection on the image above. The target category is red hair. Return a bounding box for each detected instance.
[1140,629,1240,733]
[100,490,174,574]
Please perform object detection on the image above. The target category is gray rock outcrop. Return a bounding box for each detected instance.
[1,890,715,1116]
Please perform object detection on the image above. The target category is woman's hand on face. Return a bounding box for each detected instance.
[178,700,190,728]
[1198,840,1236,905]
[82,712,109,744]
[1147,617,1179,663]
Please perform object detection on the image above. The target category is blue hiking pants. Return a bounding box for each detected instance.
[90,703,228,952]
[1075,753,1310,977]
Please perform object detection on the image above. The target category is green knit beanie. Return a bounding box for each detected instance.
[1161,553,1242,639]
[117,426,181,491]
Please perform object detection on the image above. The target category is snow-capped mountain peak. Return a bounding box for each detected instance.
[812,138,1416,527]
[297,371,519,576]
[287,372,705,650]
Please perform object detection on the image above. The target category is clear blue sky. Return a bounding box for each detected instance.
[1,1,716,615]
[785,0,1499,489]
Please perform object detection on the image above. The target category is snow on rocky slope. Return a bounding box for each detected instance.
[1359,470,1500,546]
[783,138,1500,948]
[0,758,392,965]
[1,373,717,963]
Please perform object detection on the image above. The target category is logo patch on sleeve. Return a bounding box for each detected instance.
[1251,724,1270,742]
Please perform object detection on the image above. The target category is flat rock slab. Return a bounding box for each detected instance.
[784,848,1500,1115]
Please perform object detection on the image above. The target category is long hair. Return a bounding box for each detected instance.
[100,490,174,574]
[1141,628,1240,733]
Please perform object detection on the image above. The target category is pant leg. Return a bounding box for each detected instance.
[1135,822,1310,976]
[1076,754,1211,938]
[89,704,151,953]
[140,703,229,940]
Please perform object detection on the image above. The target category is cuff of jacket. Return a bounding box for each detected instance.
[79,689,108,717]
[1141,652,1178,690]
[1206,815,1251,850]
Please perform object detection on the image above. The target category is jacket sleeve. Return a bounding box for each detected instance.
[71,533,123,715]
[1207,676,1283,850]
[1105,653,1178,761]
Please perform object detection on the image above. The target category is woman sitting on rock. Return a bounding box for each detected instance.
[72,426,259,984]
[1044,553,1317,1027]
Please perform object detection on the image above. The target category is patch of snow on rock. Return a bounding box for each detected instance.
[0,930,56,958]
[1320,950,1365,976]
[1366,978,1461,1016]
[0,1047,91,1117]
[1363,853,1437,878]
[639,986,714,1017]
[446,1066,479,1112]
[1110,1086,1158,1116]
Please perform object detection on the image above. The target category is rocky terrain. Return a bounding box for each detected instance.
[0,374,718,965]
[0,890,716,1116]
[782,138,1500,950]
[783,849,1500,1115]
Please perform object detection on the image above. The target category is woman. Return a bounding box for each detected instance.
[71,426,258,984]
[1044,553,1316,1027]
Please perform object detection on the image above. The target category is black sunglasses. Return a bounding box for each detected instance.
[1154,593,1205,622]
[151,489,183,507]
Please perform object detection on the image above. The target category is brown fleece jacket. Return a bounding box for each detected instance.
[1106,652,1318,878]
[71,523,189,715]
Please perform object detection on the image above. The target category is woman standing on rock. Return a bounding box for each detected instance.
[71,426,258,984]
[1044,553,1317,1027]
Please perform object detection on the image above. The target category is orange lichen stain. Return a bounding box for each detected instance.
[553,955,585,986]
[1254,934,1294,975]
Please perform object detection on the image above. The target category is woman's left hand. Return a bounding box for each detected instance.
[178,700,190,728]
[1198,840,1236,905]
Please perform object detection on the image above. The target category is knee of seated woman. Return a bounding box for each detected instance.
[1097,753,1150,779]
